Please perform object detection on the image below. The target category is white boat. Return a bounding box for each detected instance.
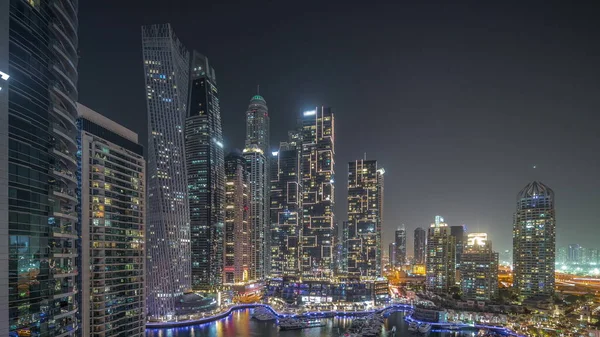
[418,323,432,333]
[408,321,419,332]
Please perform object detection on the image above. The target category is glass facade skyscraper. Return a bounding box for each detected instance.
[414,227,426,265]
[142,23,191,317]
[1,1,79,335]
[270,132,302,276]
[513,181,555,298]
[346,159,383,277]
[244,94,270,280]
[185,52,225,289]
[300,107,335,277]
[395,226,406,266]
[78,104,146,336]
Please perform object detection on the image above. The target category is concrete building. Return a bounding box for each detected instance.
[513,181,556,298]
[460,233,498,301]
[426,216,456,293]
[78,104,146,336]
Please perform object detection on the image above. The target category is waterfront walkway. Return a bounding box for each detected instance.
[145,303,524,336]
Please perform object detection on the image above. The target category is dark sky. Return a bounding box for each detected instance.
[78,1,600,255]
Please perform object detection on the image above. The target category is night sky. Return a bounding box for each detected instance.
[78,1,600,254]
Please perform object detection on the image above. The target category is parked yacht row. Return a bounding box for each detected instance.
[407,321,432,333]
[251,307,276,321]
[343,313,388,337]
[277,317,326,330]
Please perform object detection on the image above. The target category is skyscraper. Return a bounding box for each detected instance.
[461,233,499,301]
[270,132,302,276]
[186,52,225,289]
[224,151,251,284]
[513,181,556,298]
[2,1,79,335]
[389,242,397,268]
[450,225,465,268]
[426,216,456,293]
[414,227,427,265]
[346,159,383,277]
[301,107,336,277]
[244,93,270,280]
[568,244,583,263]
[142,23,191,317]
[78,104,146,336]
[395,226,407,266]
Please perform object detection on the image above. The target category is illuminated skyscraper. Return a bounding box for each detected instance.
[426,216,456,293]
[142,23,191,317]
[244,93,270,279]
[513,181,555,298]
[395,225,406,266]
[414,227,427,265]
[270,132,302,276]
[461,233,498,301]
[224,151,250,284]
[301,107,335,277]
[1,1,79,335]
[185,52,225,289]
[78,104,146,336]
[346,159,384,277]
[451,225,466,268]
[389,243,397,267]
[568,244,583,263]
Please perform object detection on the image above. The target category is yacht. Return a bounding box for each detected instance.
[418,323,432,333]
[408,321,419,332]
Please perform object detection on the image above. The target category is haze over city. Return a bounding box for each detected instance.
[78,1,600,252]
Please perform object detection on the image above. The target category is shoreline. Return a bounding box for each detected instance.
[145,303,524,336]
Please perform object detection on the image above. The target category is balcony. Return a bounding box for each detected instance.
[53,168,77,184]
[52,186,77,203]
[53,147,77,167]
[52,123,77,149]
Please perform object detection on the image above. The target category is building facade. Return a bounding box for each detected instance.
[270,133,302,276]
[389,243,397,267]
[224,151,250,284]
[301,107,335,277]
[395,226,406,266]
[244,94,270,280]
[346,159,383,277]
[1,1,80,335]
[142,23,192,317]
[426,216,456,293]
[78,104,146,336]
[414,227,427,265]
[460,233,498,301]
[512,181,556,298]
[450,225,465,269]
[185,52,225,289]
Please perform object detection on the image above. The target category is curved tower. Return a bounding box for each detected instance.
[142,24,191,317]
[513,181,556,298]
[2,0,80,335]
[244,94,270,280]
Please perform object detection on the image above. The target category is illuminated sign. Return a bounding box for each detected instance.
[303,110,316,116]
[0,71,9,81]
[272,151,278,156]
[213,138,223,148]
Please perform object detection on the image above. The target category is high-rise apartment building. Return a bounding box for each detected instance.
[185,52,225,289]
[557,246,567,264]
[414,227,427,265]
[270,132,302,276]
[389,243,397,267]
[460,233,498,301]
[568,244,583,263]
[395,226,407,266]
[513,181,556,298]
[2,1,79,335]
[244,94,270,280]
[78,104,146,336]
[301,107,335,277]
[450,225,466,268]
[346,159,383,277]
[224,151,250,284]
[426,216,456,293]
[142,23,192,317]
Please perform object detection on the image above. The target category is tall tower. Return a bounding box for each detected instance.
[414,227,427,265]
[142,23,191,317]
[244,93,270,280]
[426,216,456,293]
[1,1,79,335]
[461,233,499,301]
[185,52,225,289]
[270,132,302,276]
[346,159,383,277]
[450,225,466,269]
[395,225,407,266]
[513,181,556,298]
[224,151,251,284]
[78,104,146,336]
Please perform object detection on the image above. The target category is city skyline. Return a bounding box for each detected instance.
[78,2,600,252]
